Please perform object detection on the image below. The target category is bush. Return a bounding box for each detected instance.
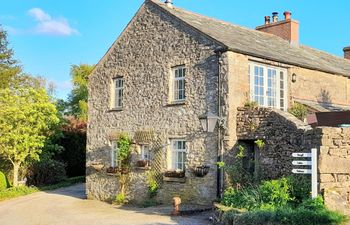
[288,102,308,121]
[259,178,292,210]
[222,178,292,210]
[27,159,66,186]
[225,207,346,225]
[286,175,311,206]
[0,171,8,190]
[113,193,126,205]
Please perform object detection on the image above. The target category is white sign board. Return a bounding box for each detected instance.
[292,148,318,199]
[292,161,312,166]
[292,169,312,174]
[292,153,312,158]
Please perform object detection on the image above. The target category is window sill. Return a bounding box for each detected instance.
[108,108,123,112]
[163,176,186,183]
[135,166,151,171]
[166,101,186,107]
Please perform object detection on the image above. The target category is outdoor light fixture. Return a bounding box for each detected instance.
[292,73,297,83]
[199,112,219,133]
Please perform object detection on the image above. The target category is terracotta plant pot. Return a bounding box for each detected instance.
[136,160,148,168]
[164,170,185,178]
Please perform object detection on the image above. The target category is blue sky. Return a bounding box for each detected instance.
[1,0,350,99]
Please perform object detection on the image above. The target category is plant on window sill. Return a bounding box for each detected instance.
[106,167,119,174]
[164,170,185,178]
[136,160,149,168]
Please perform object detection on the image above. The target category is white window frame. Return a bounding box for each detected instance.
[170,66,186,102]
[111,141,119,168]
[249,63,288,111]
[169,139,186,171]
[112,77,124,109]
[141,145,150,161]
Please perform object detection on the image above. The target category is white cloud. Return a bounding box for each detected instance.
[28,8,79,36]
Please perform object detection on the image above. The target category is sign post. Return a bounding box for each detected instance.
[292,148,317,199]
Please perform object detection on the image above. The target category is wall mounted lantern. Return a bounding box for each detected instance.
[199,112,219,133]
[292,73,297,83]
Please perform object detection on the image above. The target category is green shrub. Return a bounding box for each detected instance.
[288,102,308,121]
[286,175,311,206]
[222,178,292,210]
[113,193,126,205]
[259,178,292,210]
[0,171,7,190]
[224,206,346,225]
[27,159,66,186]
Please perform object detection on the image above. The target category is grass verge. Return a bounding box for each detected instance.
[0,176,85,202]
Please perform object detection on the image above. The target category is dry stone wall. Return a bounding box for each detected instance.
[236,107,350,212]
[87,1,222,205]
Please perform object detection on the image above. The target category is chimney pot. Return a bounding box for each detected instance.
[344,47,350,60]
[165,0,173,8]
[272,12,279,22]
[264,16,271,25]
[284,11,292,20]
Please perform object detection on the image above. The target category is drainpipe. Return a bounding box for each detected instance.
[215,47,228,198]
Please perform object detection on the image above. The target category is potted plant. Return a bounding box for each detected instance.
[164,170,185,178]
[194,165,210,177]
[106,167,119,174]
[136,160,148,168]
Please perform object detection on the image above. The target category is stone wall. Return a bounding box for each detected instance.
[315,127,350,213]
[235,107,312,179]
[87,1,222,205]
[235,107,350,212]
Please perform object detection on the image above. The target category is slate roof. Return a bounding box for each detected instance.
[150,0,350,77]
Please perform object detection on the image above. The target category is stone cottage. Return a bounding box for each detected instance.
[87,0,350,207]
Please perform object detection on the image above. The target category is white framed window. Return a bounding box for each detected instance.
[141,145,150,161]
[170,66,186,102]
[169,139,186,171]
[111,141,119,167]
[112,77,124,109]
[249,63,288,111]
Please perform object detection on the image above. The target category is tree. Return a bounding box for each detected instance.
[0,87,59,186]
[67,64,94,121]
[0,26,21,88]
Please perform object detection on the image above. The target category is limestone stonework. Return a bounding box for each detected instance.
[87,1,221,205]
[235,107,350,211]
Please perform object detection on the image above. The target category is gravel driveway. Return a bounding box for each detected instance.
[0,183,212,225]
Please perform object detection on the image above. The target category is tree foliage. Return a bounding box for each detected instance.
[67,64,94,121]
[0,27,21,88]
[0,87,59,186]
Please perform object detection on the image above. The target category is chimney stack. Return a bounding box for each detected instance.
[344,47,350,60]
[256,11,299,46]
[165,0,173,8]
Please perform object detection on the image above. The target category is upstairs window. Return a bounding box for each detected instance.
[170,66,186,102]
[112,77,124,109]
[249,63,287,111]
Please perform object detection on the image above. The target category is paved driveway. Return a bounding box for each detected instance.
[0,184,212,225]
